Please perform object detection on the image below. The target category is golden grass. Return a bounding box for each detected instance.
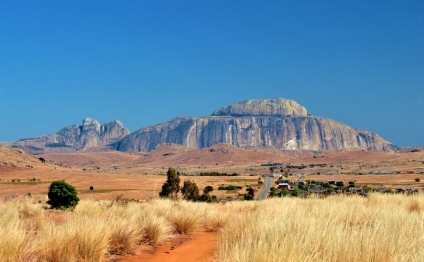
[216,194,424,262]
[1,193,423,261]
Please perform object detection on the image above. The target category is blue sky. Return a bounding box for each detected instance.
[1,1,423,147]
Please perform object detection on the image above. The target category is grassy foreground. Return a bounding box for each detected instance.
[1,194,423,261]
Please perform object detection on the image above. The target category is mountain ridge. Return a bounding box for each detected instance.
[4,118,129,154]
[3,98,399,154]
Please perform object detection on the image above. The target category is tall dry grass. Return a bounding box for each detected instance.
[215,193,424,262]
[1,193,422,262]
[0,197,224,261]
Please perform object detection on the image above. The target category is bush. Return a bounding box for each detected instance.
[415,178,420,182]
[47,180,79,210]
[89,186,94,191]
[218,185,242,190]
[203,186,214,194]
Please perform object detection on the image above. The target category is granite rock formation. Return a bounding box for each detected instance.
[114,99,398,152]
[9,118,129,154]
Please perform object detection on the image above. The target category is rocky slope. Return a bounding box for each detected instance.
[7,118,129,154]
[114,99,398,152]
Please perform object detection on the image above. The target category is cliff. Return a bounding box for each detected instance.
[8,118,129,154]
[114,99,398,152]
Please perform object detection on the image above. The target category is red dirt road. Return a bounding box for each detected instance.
[118,231,218,262]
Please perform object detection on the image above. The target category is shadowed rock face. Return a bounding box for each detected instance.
[9,118,129,154]
[114,99,398,152]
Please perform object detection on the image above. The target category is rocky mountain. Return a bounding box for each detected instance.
[7,118,129,154]
[114,98,398,152]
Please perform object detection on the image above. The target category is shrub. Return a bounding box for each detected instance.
[89,186,94,191]
[415,178,420,182]
[47,180,80,210]
[218,185,242,190]
[203,186,214,194]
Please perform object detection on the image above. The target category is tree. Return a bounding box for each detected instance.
[159,168,181,199]
[199,193,211,202]
[181,180,200,201]
[292,187,301,197]
[47,180,79,210]
[244,187,255,200]
[280,188,290,197]
[269,187,278,197]
[203,185,214,194]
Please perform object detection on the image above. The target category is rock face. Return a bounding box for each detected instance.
[9,118,129,154]
[212,98,308,117]
[114,99,398,152]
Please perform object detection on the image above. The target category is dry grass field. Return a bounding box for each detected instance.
[1,194,423,261]
[1,145,424,261]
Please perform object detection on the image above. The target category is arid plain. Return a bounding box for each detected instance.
[1,143,424,202]
[1,144,424,261]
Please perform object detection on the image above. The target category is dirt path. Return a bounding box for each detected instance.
[118,230,218,262]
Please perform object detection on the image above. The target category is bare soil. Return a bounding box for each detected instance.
[114,230,217,262]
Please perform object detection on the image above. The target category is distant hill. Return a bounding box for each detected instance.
[4,98,399,154]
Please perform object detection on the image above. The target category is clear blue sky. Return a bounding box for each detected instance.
[1,1,423,147]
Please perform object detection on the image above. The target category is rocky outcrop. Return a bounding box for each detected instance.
[114,99,398,152]
[212,98,308,116]
[9,118,129,154]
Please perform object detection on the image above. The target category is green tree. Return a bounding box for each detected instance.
[159,168,181,199]
[292,187,301,197]
[199,193,212,202]
[181,180,200,201]
[244,187,255,200]
[280,188,290,197]
[47,180,79,210]
[203,185,214,194]
[269,187,278,197]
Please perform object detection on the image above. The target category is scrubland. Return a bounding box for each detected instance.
[1,194,423,262]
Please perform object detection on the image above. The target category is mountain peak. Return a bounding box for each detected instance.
[5,118,130,154]
[211,98,308,117]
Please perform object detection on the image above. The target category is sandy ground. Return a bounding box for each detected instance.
[116,230,218,262]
